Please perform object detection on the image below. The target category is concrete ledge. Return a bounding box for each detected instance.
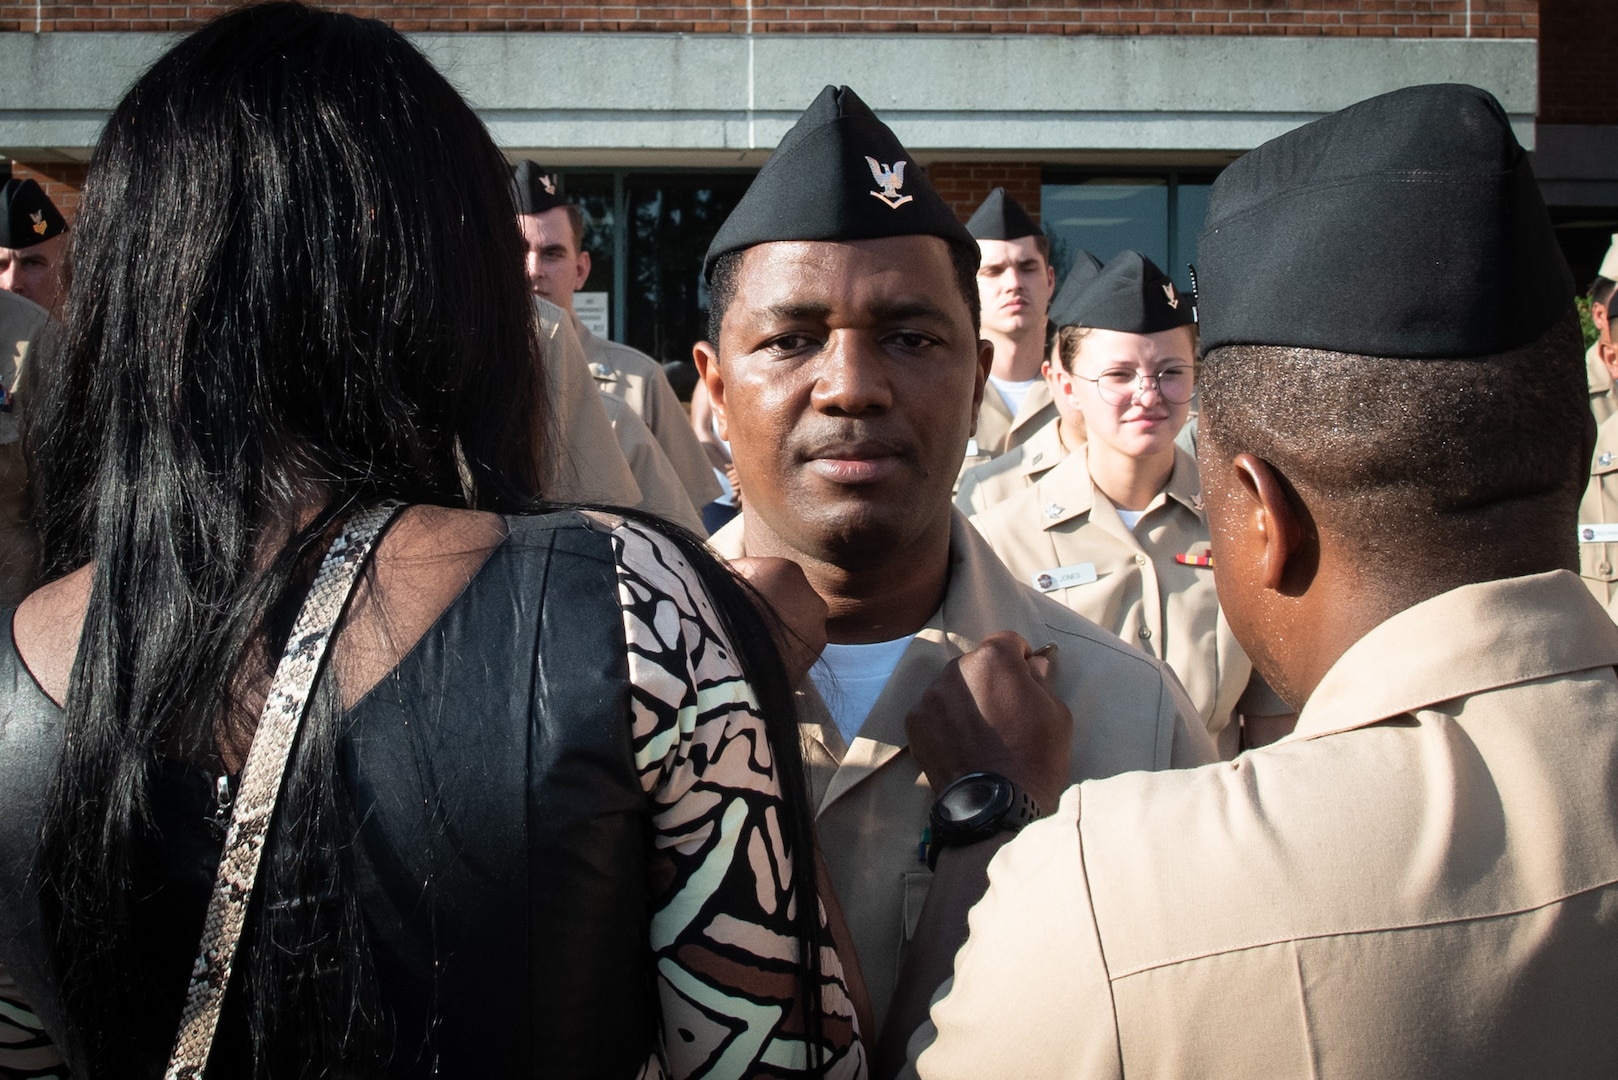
[0,32,1538,159]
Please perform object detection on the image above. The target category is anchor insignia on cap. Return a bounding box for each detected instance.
[540,175,557,196]
[28,210,45,236]
[865,158,913,210]
[1162,283,1179,310]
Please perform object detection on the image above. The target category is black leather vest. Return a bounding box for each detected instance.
[0,513,658,1077]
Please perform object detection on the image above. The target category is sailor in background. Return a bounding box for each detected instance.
[0,179,66,606]
[513,161,720,520]
[957,188,1059,478]
[970,251,1292,755]
[954,251,1100,516]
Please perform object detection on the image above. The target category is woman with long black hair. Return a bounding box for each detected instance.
[0,4,864,1076]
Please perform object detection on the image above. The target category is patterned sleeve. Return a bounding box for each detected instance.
[609,520,866,1080]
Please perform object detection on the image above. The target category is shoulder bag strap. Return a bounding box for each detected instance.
[164,500,403,1080]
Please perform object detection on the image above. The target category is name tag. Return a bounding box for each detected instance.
[1579,524,1618,543]
[1031,563,1097,592]
[964,437,980,458]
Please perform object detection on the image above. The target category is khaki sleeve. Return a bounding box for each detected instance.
[640,369,724,507]
[905,787,1124,1080]
[536,300,644,507]
[1162,661,1220,769]
[601,393,707,536]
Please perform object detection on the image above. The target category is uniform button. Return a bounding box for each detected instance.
[1602,562,1613,577]
[1135,554,1148,565]
[1138,627,1152,640]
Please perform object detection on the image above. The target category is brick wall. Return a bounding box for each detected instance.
[929,163,1042,225]
[1538,0,1617,125]
[8,162,89,224]
[0,1,1537,36]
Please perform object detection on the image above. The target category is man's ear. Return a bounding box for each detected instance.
[693,339,727,441]
[1231,452,1316,596]
[1593,301,1610,338]
[573,249,592,292]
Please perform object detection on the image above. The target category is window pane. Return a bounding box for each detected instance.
[1040,178,1168,282]
[1173,180,1214,294]
[624,174,753,365]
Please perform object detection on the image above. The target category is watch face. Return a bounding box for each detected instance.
[939,774,1005,825]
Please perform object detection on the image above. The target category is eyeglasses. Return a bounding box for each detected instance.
[1072,365,1196,406]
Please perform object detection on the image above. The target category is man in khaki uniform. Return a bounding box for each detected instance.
[693,85,1214,1039]
[900,84,1618,1078]
[956,188,1060,478]
[513,161,720,513]
[953,252,1101,516]
[1585,235,1617,423]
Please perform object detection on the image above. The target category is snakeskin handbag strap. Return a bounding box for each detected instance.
[163,501,403,1080]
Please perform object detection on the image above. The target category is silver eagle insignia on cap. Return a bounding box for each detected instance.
[1162,282,1179,310]
[866,157,913,210]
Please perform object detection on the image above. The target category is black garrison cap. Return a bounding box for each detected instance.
[512,160,568,215]
[703,85,974,280]
[1048,250,1104,327]
[1064,251,1195,334]
[965,187,1040,242]
[1197,83,1571,358]
[0,180,65,250]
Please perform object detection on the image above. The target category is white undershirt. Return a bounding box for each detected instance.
[988,375,1040,417]
[809,635,917,747]
[1116,508,1146,531]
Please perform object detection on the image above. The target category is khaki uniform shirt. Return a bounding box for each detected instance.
[954,421,1072,518]
[969,448,1280,753]
[1589,341,1616,426]
[909,571,1618,1080]
[597,392,705,535]
[958,379,1059,478]
[571,315,721,509]
[711,511,1214,1033]
[1578,409,1618,607]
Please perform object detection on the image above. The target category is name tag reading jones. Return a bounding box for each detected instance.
[1031,563,1098,592]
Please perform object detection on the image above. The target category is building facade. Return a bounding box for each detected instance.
[0,1,1609,363]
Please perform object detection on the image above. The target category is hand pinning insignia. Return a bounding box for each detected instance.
[866,157,913,209]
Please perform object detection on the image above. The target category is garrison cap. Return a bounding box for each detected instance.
[966,187,1040,242]
[1197,83,1571,358]
[1597,234,1618,284]
[0,180,65,250]
[1048,250,1104,327]
[703,85,973,281]
[512,160,567,215]
[1062,251,1195,335]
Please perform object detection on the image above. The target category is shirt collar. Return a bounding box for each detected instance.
[1292,570,1618,741]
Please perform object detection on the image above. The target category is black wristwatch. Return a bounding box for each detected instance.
[926,771,1040,870]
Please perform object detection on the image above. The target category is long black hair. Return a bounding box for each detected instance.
[28,3,822,1074]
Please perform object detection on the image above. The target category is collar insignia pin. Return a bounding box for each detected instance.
[1043,502,1064,520]
[1601,452,1613,468]
[1162,283,1179,310]
[866,157,913,210]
